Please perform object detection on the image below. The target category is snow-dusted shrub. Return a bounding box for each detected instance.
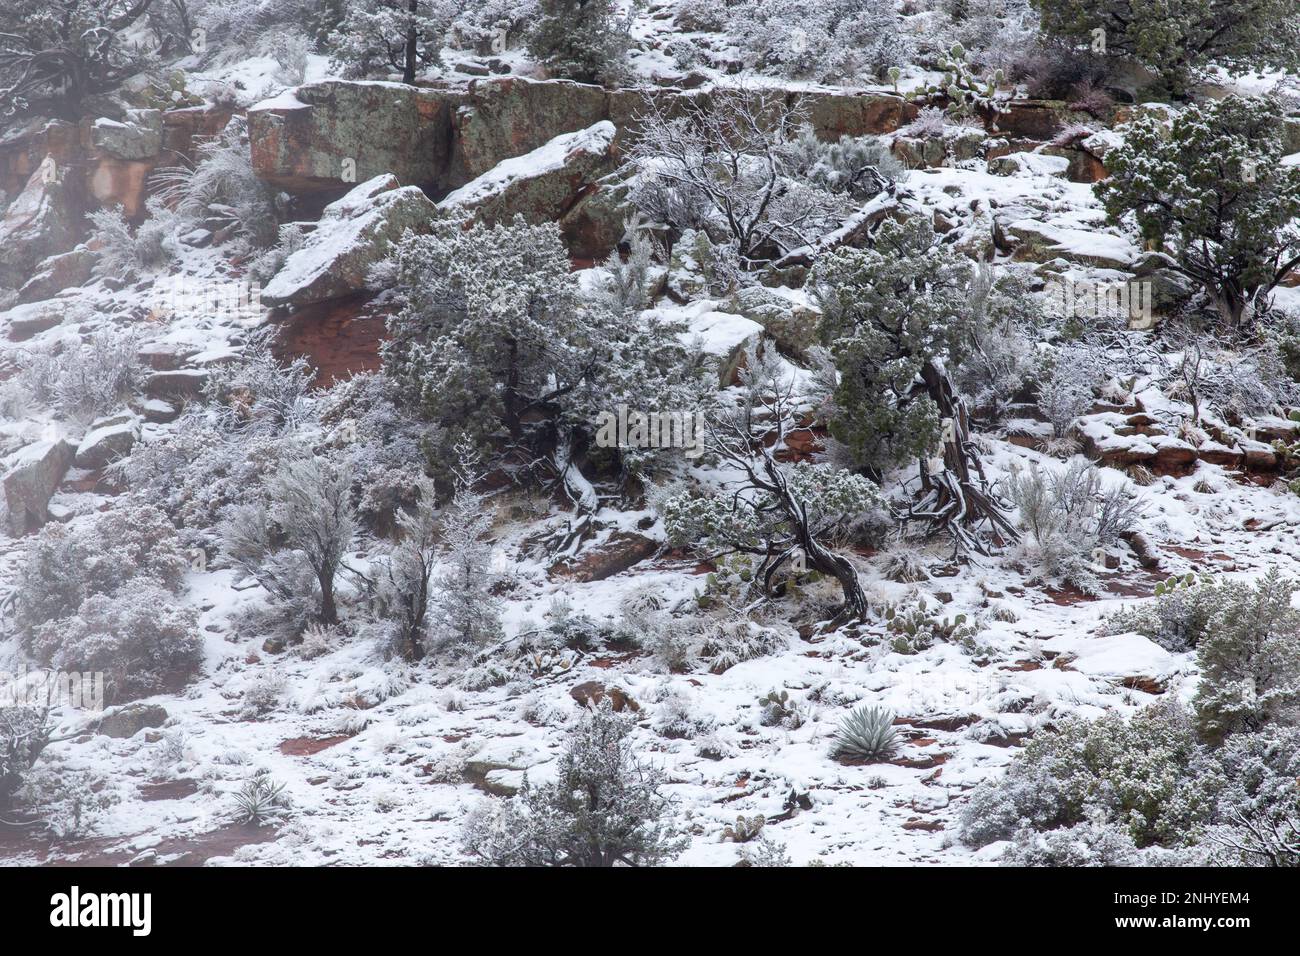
[959,701,1220,849]
[261,28,311,85]
[1006,457,1143,594]
[231,768,291,825]
[1102,573,1226,652]
[1000,821,1141,867]
[151,116,277,249]
[221,455,356,628]
[1193,569,1300,743]
[698,620,791,674]
[1097,96,1300,326]
[1162,325,1294,424]
[784,125,903,201]
[448,0,536,53]
[830,704,898,761]
[250,222,308,283]
[14,502,189,635]
[18,763,118,841]
[18,328,142,423]
[427,447,504,654]
[0,706,50,812]
[205,345,314,435]
[757,689,807,729]
[461,702,687,866]
[944,0,1038,75]
[1032,0,1300,97]
[27,585,204,702]
[239,672,288,718]
[1206,726,1300,866]
[328,0,454,83]
[653,690,717,739]
[954,265,1043,423]
[592,221,654,317]
[87,197,178,279]
[526,0,636,84]
[726,0,913,82]
[631,90,861,266]
[1035,342,1101,442]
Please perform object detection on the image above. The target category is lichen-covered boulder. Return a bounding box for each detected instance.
[0,161,77,291]
[262,174,438,309]
[439,121,618,230]
[2,438,75,535]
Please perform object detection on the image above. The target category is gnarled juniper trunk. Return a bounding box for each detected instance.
[756,449,869,625]
[911,360,1017,554]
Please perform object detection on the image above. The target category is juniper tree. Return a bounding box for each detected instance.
[526,0,636,84]
[0,0,159,118]
[1031,0,1300,97]
[663,347,881,624]
[813,217,1017,552]
[461,702,686,866]
[327,0,456,83]
[1096,97,1300,328]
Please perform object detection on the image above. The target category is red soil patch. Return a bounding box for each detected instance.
[278,734,352,756]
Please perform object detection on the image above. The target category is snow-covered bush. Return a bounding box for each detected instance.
[18,329,143,424]
[784,125,903,201]
[1206,726,1300,866]
[1006,457,1143,594]
[328,0,455,83]
[18,763,119,840]
[261,28,311,85]
[526,0,637,84]
[953,264,1043,423]
[87,197,179,279]
[205,345,315,435]
[1000,821,1141,867]
[27,585,204,702]
[231,768,291,825]
[1097,96,1300,326]
[14,502,190,635]
[1035,341,1102,443]
[448,0,537,53]
[631,89,863,266]
[1102,574,1216,651]
[0,707,50,813]
[220,455,356,628]
[726,0,913,83]
[461,702,687,866]
[959,701,1220,849]
[1193,569,1300,743]
[1031,0,1300,97]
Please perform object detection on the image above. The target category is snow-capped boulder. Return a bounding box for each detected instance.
[438,121,618,230]
[0,159,77,290]
[261,174,439,309]
[558,168,635,262]
[92,110,163,161]
[2,438,75,535]
[74,415,140,469]
[1005,219,1138,270]
[93,703,169,739]
[248,81,461,193]
[2,300,66,340]
[17,245,96,304]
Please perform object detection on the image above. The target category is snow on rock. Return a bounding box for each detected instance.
[438,121,618,230]
[262,174,438,309]
[0,161,77,290]
[1005,218,1139,270]
[2,438,75,535]
[74,415,140,469]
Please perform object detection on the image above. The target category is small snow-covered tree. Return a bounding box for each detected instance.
[813,217,1016,551]
[726,0,913,83]
[220,455,355,626]
[365,474,439,659]
[0,707,50,814]
[0,0,160,117]
[1032,0,1300,97]
[1194,569,1300,743]
[327,0,456,84]
[631,89,900,267]
[428,443,503,653]
[1097,97,1300,326]
[526,0,637,84]
[664,348,883,624]
[461,701,687,866]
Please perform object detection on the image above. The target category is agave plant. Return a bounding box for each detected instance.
[831,705,898,762]
[232,769,291,826]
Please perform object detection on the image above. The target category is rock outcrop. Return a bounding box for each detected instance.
[439,121,618,228]
[0,162,77,290]
[261,174,439,309]
[2,438,75,535]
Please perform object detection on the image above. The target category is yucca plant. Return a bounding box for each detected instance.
[232,770,291,826]
[831,705,898,762]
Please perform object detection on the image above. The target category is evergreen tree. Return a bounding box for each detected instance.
[526,0,637,84]
[1096,96,1300,326]
[328,0,456,83]
[1031,0,1300,97]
